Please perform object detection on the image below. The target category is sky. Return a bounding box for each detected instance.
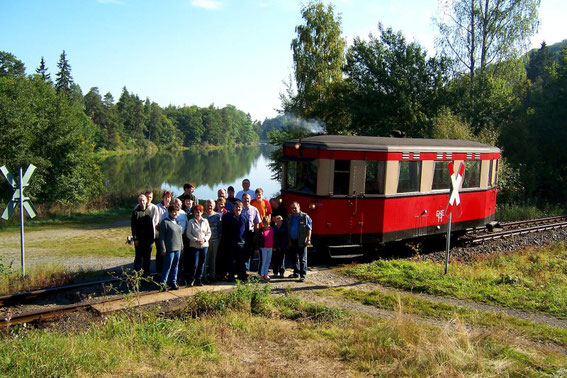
[1,0,565,122]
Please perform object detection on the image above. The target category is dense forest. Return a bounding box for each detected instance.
[275,0,567,207]
[0,51,260,204]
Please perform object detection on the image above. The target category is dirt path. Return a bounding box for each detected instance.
[0,225,132,272]
[267,267,567,329]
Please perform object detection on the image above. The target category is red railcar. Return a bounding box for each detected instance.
[280,135,500,256]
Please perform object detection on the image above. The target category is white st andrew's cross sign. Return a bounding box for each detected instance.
[446,161,465,216]
[1,164,37,220]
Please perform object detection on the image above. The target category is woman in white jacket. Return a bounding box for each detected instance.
[184,204,211,286]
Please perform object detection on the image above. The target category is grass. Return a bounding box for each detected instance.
[0,262,92,295]
[331,287,567,347]
[345,242,567,317]
[1,283,565,376]
[0,205,133,295]
[496,203,565,222]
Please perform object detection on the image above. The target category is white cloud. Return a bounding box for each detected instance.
[191,0,223,10]
[258,2,269,7]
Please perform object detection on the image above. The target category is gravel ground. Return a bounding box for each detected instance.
[412,228,567,263]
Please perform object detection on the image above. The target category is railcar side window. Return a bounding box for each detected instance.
[333,160,350,195]
[432,161,452,190]
[365,160,385,194]
[493,159,499,186]
[397,161,421,193]
[284,161,317,193]
[462,160,481,188]
[488,160,494,187]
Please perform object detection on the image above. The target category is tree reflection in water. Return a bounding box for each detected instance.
[99,145,280,200]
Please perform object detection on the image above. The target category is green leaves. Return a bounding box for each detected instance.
[344,26,450,137]
[0,75,102,205]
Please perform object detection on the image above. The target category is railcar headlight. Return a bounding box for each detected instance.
[309,201,317,210]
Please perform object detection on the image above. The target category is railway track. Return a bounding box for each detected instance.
[465,215,567,244]
[1,282,232,331]
[0,277,123,307]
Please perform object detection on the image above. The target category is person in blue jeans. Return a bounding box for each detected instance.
[185,204,211,286]
[287,201,312,282]
[158,203,184,290]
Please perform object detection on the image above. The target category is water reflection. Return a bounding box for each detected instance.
[99,144,280,201]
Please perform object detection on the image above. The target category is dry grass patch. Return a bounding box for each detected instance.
[1,284,566,376]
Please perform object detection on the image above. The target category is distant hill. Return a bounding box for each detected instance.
[526,39,567,60]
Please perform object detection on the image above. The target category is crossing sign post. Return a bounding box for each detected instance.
[444,162,465,275]
[1,164,38,276]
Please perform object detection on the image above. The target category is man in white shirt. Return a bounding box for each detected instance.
[235,178,255,200]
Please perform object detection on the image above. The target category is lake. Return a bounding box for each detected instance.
[98,144,281,202]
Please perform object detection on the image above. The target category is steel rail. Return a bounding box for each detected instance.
[1,302,93,329]
[0,277,123,307]
[465,215,567,237]
[469,220,567,243]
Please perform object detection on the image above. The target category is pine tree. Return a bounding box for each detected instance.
[35,56,51,82]
[55,50,73,94]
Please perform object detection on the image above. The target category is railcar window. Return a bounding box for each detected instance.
[284,161,317,193]
[365,160,385,194]
[494,159,499,185]
[397,161,421,193]
[488,160,494,186]
[432,161,452,190]
[333,160,350,195]
[462,160,481,188]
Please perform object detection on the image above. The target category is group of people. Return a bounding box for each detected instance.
[130,179,313,290]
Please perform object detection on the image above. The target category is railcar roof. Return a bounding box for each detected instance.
[285,135,500,153]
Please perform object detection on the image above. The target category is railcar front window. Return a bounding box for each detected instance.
[432,161,452,190]
[463,160,480,188]
[284,161,317,193]
[398,161,421,193]
[333,160,350,195]
[365,160,385,194]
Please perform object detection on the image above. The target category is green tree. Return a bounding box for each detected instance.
[0,74,102,204]
[286,1,347,133]
[55,50,73,95]
[435,0,540,84]
[0,51,25,78]
[35,56,51,83]
[344,25,450,137]
[502,48,567,202]
[165,105,205,146]
[446,58,527,134]
[102,92,121,149]
[116,87,147,144]
[202,105,225,145]
[145,101,182,149]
